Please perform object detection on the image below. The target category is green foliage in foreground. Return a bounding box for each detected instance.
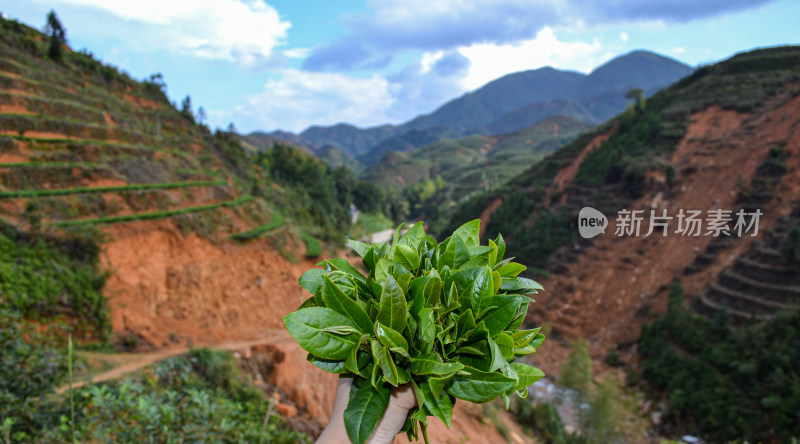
[0,180,224,198]
[0,310,68,442]
[0,328,311,443]
[0,221,109,333]
[50,195,253,227]
[284,220,546,444]
[72,349,310,443]
[638,282,800,442]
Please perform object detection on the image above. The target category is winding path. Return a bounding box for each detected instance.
[57,329,287,394]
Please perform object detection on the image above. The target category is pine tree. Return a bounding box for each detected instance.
[45,10,67,62]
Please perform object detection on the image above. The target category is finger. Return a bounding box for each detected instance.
[366,384,417,444]
[316,377,353,444]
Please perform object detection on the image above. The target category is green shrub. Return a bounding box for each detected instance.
[638,304,800,441]
[0,220,109,333]
[0,309,68,442]
[300,231,322,258]
[70,349,311,443]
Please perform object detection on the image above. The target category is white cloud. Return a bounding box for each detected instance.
[47,0,291,68]
[671,46,687,55]
[458,27,607,90]
[283,48,309,59]
[419,51,444,74]
[233,70,394,132]
[619,31,629,42]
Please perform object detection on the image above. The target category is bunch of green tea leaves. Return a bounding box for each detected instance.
[283,220,545,443]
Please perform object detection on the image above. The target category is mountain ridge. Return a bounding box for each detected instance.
[253,50,692,165]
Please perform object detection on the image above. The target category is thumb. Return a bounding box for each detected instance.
[367,384,418,444]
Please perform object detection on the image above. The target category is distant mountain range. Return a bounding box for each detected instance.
[244,50,692,168]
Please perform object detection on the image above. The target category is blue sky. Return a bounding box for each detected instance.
[1,0,798,134]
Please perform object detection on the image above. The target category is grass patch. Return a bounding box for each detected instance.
[357,212,394,233]
[300,231,322,258]
[0,180,224,198]
[49,195,252,227]
[229,210,285,241]
[0,161,100,168]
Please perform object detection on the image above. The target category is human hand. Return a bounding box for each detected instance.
[316,377,417,444]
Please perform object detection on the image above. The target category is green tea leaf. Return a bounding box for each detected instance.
[428,375,452,399]
[529,333,546,349]
[456,309,476,341]
[298,268,326,295]
[378,274,407,333]
[344,377,391,444]
[410,353,464,376]
[345,348,370,374]
[283,308,360,360]
[452,235,471,269]
[325,258,367,283]
[453,219,480,247]
[298,296,317,309]
[424,276,443,308]
[307,354,346,374]
[487,239,498,268]
[320,325,361,335]
[510,363,545,390]
[497,262,526,278]
[418,308,435,353]
[348,239,371,258]
[372,340,399,386]
[420,380,454,428]
[446,366,516,403]
[409,275,431,317]
[399,221,425,247]
[506,303,528,331]
[437,238,456,269]
[494,233,506,262]
[375,321,409,353]
[486,336,506,372]
[481,295,523,337]
[363,246,377,273]
[321,276,373,334]
[494,332,514,360]
[500,276,544,294]
[510,328,542,348]
[374,258,393,282]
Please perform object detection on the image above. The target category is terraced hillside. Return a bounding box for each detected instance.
[693,203,800,321]
[0,16,365,348]
[0,19,289,242]
[442,45,800,441]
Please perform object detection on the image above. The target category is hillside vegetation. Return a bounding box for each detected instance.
[443,45,800,442]
[362,116,592,231]
[0,12,398,442]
